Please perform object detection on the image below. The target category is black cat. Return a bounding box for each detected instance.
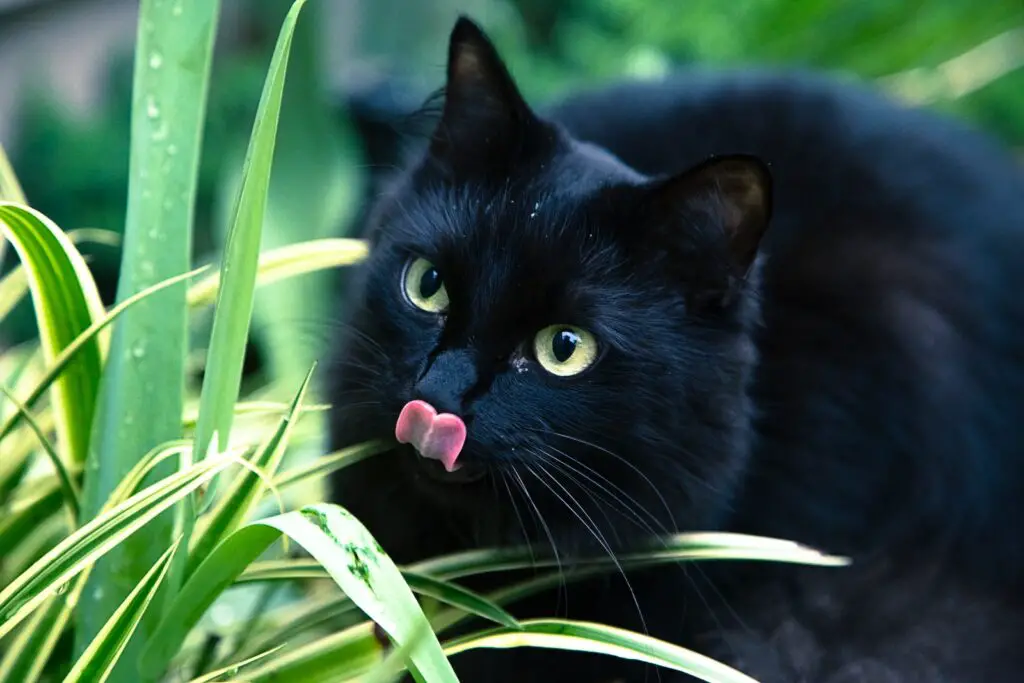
[327,16,1024,682]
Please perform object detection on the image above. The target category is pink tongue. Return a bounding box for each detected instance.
[395,400,467,473]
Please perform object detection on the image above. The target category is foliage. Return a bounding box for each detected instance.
[0,1,851,682]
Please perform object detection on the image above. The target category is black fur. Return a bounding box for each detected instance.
[327,16,1024,682]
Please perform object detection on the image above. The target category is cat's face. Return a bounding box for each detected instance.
[327,18,771,562]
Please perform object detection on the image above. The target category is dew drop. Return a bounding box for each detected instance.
[148,52,163,69]
[146,97,160,119]
[131,342,146,359]
[55,583,69,596]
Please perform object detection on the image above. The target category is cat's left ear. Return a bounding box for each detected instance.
[429,16,542,163]
[641,155,772,300]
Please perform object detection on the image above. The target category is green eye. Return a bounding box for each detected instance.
[403,257,449,313]
[533,325,599,377]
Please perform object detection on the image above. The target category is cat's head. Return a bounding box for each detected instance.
[327,17,771,561]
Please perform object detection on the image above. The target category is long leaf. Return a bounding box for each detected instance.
[0,265,28,323]
[75,0,222,670]
[0,482,65,561]
[444,619,757,683]
[193,0,309,458]
[0,141,26,205]
[0,229,122,324]
[141,503,456,682]
[0,449,236,641]
[0,202,105,465]
[237,533,846,587]
[0,268,207,447]
[236,621,381,683]
[186,366,314,577]
[272,439,390,490]
[412,533,848,580]
[182,400,330,430]
[0,592,76,683]
[399,572,518,630]
[0,385,79,524]
[231,594,358,664]
[232,571,517,667]
[186,237,367,307]
[64,540,181,683]
[187,646,285,683]
[240,0,364,388]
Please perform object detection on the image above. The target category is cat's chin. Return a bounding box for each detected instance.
[419,456,488,484]
[399,444,489,495]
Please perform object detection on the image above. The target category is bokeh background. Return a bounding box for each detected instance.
[2,0,1023,392]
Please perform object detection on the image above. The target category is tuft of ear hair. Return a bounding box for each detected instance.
[633,154,772,307]
[429,16,540,162]
[652,154,773,276]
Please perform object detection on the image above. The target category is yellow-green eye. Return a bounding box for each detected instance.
[533,325,599,377]
[403,257,449,312]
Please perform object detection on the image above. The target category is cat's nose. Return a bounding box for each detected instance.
[414,349,477,417]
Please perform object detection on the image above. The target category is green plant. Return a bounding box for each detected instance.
[0,2,847,682]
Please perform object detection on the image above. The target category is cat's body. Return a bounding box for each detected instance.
[327,18,1024,682]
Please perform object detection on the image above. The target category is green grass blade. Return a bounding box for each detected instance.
[63,540,181,683]
[0,591,76,683]
[233,570,516,661]
[236,558,327,583]
[231,594,357,663]
[236,533,846,587]
[76,0,222,668]
[239,622,381,683]
[240,0,364,388]
[0,266,28,323]
[0,268,207,444]
[397,572,518,630]
[412,533,848,580]
[444,619,757,683]
[0,386,79,525]
[186,366,314,577]
[186,237,367,307]
[361,619,431,683]
[0,229,122,324]
[186,645,285,683]
[0,141,26,204]
[141,503,456,682]
[272,440,390,491]
[139,524,282,677]
[0,203,105,465]
[0,450,236,642]
[181,400,330,431]
[193,0,310,458]
[0,483,65,561]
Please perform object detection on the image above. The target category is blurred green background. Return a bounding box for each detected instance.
[1,0,1022,390]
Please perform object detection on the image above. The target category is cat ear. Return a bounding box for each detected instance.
[429,16,538,160]
[641,155,772,303]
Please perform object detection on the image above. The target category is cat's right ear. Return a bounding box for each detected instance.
[428,16,543,166]
[640,155,773,305]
